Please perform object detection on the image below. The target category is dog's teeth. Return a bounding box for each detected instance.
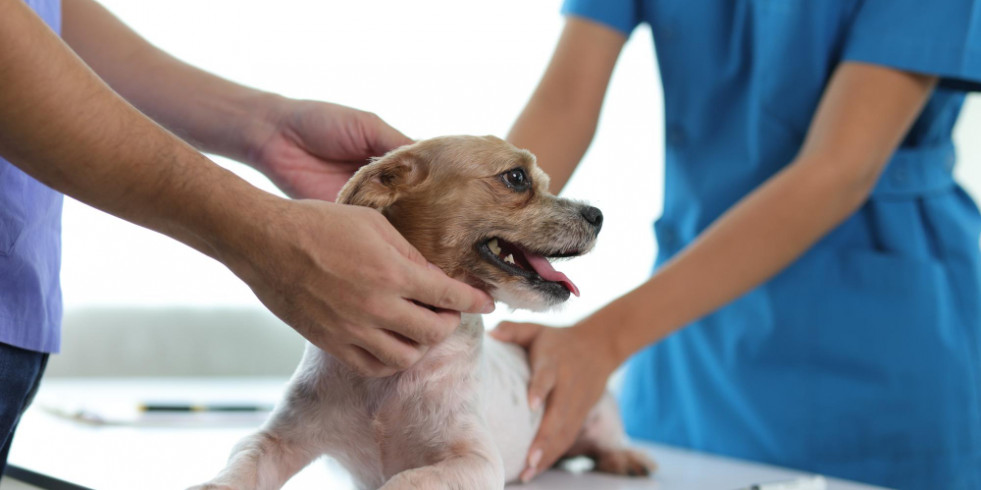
[504,254,515,264]
[489,239,502,255]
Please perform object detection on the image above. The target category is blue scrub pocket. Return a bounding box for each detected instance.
[787,192,981,485]
[829,248,949,366]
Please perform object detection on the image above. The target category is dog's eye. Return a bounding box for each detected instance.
[502,168,530,190]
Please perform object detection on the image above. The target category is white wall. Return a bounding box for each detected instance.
[60,0,662,329]
[61,1,980,331]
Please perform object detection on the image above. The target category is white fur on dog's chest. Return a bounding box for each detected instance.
[322,314,543,485]
[292,315,500,488]
[393,314,543,481]
[478,333,544,481]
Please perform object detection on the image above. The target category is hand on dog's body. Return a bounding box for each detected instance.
[222,105,497,377]
[192,136,654,490]
[491,321,621,481]
[224,200,495,377]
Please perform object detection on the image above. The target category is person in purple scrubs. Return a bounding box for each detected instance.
[0,0,495,475]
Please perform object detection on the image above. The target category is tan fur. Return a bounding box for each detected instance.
[191,136,655,490]
[338,136,596,307]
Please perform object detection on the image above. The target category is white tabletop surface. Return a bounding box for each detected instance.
[8,379,890,490]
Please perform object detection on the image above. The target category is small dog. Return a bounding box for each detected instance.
[194,136,655,489]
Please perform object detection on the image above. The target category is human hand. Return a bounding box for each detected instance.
[248,98,412,201]
[226,198,494,376]
[490,321,621,482]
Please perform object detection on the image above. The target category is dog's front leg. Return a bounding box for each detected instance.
[189,384,332,490]
[189,428,320,490]
[379,429,503,490]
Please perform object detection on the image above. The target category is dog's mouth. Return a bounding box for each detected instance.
[477,237,581,297]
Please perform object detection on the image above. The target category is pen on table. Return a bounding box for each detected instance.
[137,403,274,413]
[738,475,827,490]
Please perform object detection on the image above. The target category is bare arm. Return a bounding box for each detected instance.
[495,62,937,479]
[1,0,252,255]
[0,0,492,376]
[60,0,411,201]
[507,17,625,194]
[603,63,937,359]
[61,0,274,164]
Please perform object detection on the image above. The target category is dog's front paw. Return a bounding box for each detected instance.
[594,448,657,477]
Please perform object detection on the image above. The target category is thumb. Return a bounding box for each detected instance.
[374,213,428,267]
[368,117,413,155]
[490,322,542,347]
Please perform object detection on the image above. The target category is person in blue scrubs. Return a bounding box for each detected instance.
[492,1,981,488]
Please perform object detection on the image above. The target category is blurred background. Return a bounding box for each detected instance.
[51,0,981,378]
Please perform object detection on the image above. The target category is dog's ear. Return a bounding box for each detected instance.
[337,149,426,210]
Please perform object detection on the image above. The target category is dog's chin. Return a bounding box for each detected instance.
[488,283,569,312]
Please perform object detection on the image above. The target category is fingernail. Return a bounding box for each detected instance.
[529,395,542,411]
[528,448,542,469]
[482,302,496,314]
[520,468,535,483]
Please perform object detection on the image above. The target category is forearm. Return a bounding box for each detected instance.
[507,18,624,194]
[585,63,937,363]
[593,158,874,361]
[0,1,277,262]
[60,0,276,164]
[507,86,599,194]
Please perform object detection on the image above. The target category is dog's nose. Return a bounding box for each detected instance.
[581,206,603,231]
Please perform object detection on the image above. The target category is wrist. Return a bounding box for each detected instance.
[236,92,292,170]
[573,317,628,372]
[194,88,288,167]
[575,288,663,367]
[179,167,288,271]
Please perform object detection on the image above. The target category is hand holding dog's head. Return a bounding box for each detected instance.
[338,135,602,311]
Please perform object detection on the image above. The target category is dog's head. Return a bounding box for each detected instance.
[337,135,602,311]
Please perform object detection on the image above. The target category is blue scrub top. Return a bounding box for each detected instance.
[562,1,981,488]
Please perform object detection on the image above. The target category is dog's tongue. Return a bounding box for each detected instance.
[522,251,580,297]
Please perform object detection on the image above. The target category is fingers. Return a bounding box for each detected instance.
[374,125,413,154]
[362,112,413,154]
[359,206,428,266]
[381,299,461,347]
[520,384,582,483]
[489,321,543,347]
[405,261,495,314]
[347,297,466,373]
[338,345,398,378]
[526,360,556,412]
[491,322,556,409]
[368,209,493,315]
[351,327,428,374]
[523,348,557,479]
